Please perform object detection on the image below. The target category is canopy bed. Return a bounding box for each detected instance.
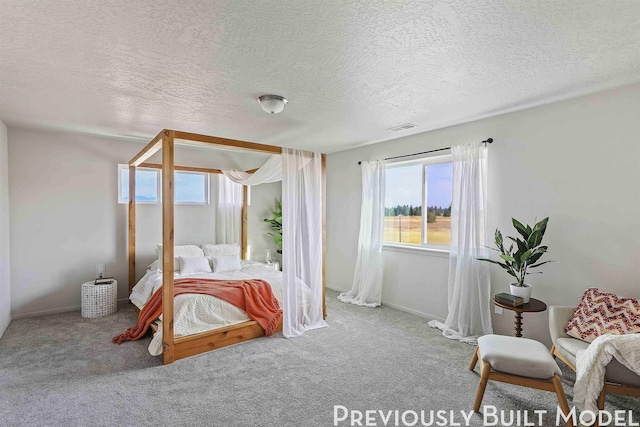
[125,129,327,365]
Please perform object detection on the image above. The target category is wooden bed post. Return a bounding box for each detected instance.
[161,130,175,365]
[241,185,248,260]
[128,129,164,291]
[321,153,327,319]
[128,166,136,295]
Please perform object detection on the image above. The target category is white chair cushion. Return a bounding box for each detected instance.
[555,337,590,366]
[478,335,561,380]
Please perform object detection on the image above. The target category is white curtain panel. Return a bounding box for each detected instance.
[281,148,328,337]
[222,155,282,185]
[429,142,493,343]
[215,174,243,245]
[338,160,385,307]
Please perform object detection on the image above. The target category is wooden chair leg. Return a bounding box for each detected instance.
[469,347,479,371]
[473,361,491,412]
[552,375,574,427]
[597,387,606,410]
[550,344,556,359]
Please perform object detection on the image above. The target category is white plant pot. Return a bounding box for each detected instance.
[510,283,532,304]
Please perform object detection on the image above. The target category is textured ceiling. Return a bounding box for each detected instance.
[0,1,639,153]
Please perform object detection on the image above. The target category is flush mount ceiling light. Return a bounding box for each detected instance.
[258,95,288,114]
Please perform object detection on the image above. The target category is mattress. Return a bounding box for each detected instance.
[130,261,298,355]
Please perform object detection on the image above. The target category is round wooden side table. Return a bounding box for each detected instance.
[492,296,547,337]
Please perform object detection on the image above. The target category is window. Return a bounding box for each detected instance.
[175,171,209,204]
[384,155,452,248]
[118,165,209,204]
[119,166,160,203]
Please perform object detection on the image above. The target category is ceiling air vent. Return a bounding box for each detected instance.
[386,123,418,132]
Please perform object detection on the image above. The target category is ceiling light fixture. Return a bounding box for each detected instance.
[258,95,288,114]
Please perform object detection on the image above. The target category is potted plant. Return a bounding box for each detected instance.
[263,200,282,254]
[478,217,552,303]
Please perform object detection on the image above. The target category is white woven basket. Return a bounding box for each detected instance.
[81,280,118,318]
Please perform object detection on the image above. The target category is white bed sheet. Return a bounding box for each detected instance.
[129,261,300,355]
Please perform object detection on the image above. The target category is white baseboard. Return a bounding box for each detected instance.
[326,284,348,293]
[12,304,81,319]
[327,284,445,323]
[11,298,130,320]
[381,300,445,323]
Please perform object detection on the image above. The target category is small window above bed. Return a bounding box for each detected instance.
[118,165,209,205]
[175,171,209,204]
[119,165,160,204]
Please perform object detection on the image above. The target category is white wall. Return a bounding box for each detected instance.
[9,129,142,317]
[247,182,282,263]
[8,128,274,318]
[327,82,640,345]
[0,119,10,337]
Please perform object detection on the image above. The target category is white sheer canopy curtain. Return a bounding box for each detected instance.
[215,174,243,244]
[338,160,385,307]
[219,155,281,246]
[281,148,327,337]
[428,141,493,344]
[222,155,282,185]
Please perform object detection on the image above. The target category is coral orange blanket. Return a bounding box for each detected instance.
[112,278,282,344]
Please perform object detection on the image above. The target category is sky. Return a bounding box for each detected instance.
[174,173,206,203]
[121,169,206,203]
[385,163,452,208]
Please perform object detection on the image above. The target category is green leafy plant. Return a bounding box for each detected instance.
[478,217,552,287]
[263,200,282,252]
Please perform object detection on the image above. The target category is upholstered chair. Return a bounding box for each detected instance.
[549,305,640,409]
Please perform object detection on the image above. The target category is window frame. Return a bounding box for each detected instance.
[118,165,210,205]
[383,153,453,251]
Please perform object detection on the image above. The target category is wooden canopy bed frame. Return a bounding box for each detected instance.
[128,129,326,365]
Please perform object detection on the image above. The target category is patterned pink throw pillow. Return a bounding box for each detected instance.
[565,288,640,343]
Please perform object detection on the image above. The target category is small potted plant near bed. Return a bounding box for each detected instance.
[478,217,552,303]
[264,200,282,254]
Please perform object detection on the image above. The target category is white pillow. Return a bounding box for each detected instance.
[211,254,241,273]
[147,260,160,272]
[179,256,212,275]
[201,243,240,258]
[156,244,205,270]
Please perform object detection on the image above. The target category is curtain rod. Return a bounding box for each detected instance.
[357,138,493,165]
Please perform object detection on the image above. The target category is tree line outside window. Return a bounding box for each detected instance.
[384,204,451,223]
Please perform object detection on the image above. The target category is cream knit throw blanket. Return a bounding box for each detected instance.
[574,334,640,413]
